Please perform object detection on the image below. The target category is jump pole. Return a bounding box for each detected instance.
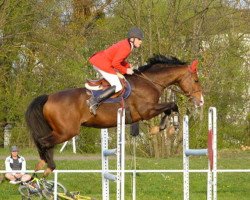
[101,108,126,200]
[183,107,217,200]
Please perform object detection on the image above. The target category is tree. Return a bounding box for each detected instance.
[0,0,249,151]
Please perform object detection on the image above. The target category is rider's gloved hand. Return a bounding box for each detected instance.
[127,68,134,75]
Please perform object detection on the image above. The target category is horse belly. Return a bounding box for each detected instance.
[81,104,123,128]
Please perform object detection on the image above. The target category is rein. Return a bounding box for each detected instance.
[168,85,186,96]
[134,72,165,93]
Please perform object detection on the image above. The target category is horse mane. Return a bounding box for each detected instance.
[137,54,187,72]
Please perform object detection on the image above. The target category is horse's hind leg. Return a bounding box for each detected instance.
[40,130,74,176]
[34,141,47,171]
[36,146,56,177]
[35,160,46,171]
[36,121,80,176]
[43,147,55,177]
[34,142,56,177]
[33,133,57,176]
[35,147,55,177]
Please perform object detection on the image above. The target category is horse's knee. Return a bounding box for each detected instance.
[164,102,178,115]
[40,134,57,148]
[171,102,179,112]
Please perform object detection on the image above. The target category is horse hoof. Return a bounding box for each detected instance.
[166,126,176,137]
[150,126,160,135]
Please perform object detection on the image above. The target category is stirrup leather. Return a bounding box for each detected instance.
[87,86,116,115]
[87,97,99,115]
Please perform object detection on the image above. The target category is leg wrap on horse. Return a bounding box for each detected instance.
[87,86,116,115]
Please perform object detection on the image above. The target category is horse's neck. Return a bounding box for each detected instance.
[145,66,187,90]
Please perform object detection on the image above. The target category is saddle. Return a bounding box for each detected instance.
[85,76,128,99]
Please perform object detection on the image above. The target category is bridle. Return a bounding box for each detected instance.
[169,85,202,102]
[177,71,203,97]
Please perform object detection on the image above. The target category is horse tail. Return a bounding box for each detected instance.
[25,94,51,144]
[25,95,55,169]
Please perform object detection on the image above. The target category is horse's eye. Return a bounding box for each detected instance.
[194,80,199,83]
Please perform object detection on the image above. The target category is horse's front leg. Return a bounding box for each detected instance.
[154,102,179,114]
[154,102,179,131]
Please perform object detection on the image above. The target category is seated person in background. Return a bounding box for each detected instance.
[5,146,31,184]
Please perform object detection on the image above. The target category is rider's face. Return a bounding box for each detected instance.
[132,38,142,48]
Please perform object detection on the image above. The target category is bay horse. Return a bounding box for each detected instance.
[25,55,204,176]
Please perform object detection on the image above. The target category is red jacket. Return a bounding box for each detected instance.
[89,39,132,74]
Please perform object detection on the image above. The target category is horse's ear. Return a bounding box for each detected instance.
[188,59,198,73]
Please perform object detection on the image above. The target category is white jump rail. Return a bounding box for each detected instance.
[101,107,125,200]
[183,107,217,200]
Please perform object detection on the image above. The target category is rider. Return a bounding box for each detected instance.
[87,27,144,115]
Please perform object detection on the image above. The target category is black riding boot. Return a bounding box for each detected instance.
[87,86,116,115]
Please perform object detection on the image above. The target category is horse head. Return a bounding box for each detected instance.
[178,60,204,107]
[136,55,204,107]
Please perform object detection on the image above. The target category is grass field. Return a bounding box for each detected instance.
[0,148,249,200]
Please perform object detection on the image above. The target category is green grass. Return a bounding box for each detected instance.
[0,148,250,199]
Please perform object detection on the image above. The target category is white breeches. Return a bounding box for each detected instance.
[94,67,123,92]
